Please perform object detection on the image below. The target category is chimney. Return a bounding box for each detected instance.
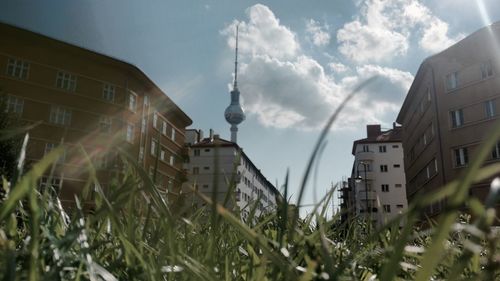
[209,129,214,140]
[199,129,204,141]
[366,124,381,138]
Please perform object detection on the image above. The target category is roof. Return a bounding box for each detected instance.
[351,127,402,155]
[0,20,192,126]
[189,136,281,197]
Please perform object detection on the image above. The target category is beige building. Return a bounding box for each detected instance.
[0,22,192,204]
[183,129,280,220]
[341,125,407,227]
[396,22,500,218]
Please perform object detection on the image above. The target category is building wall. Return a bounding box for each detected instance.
[352,141,408,227]
[184,140,278,220]
[0,23,191,203]
[397,23,500,217]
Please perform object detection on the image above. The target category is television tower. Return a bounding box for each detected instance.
[224,25,246,143]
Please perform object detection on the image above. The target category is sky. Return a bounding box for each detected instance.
[1,0,500,215]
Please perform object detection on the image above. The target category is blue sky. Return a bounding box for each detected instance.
[2,0,500,214]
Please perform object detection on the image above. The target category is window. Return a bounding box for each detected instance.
[395,184,402,188]
[481,61,493,79]
[380,165,388,172]
[393,164,401,168]
[454,147,469,167]
[427,87,431,102]
[492,142,500,159]
[44,143,65,164]
[6,58,29,79]
[194,149,200,156]
[102,84,115,102]
[141,118,146,133]
[392,145,399,148]
[56,71,77,91]
[169,155,175,166]
[49,106,72,126]
[160,150,165,161]
[381,184,389,192]
[383,205,391,213]
[99,116,111,133]
[446,72,458,90]
[193,167,199,175]
[128,92,137,112]
[204,149,210,152]
[485,100,496,118]
[151,139,158,156]
[162,121,167,135]
[362,145,369,152]
[171,127,176,140]
[39,176,62,191]
[397,204,404,209]
[203,166,209,170]
[5,95,23,114]
[126,123,135,143]
[450,109,464,128]
[379,145,386,153]
[153,113,158,128]
[203,184,209,189]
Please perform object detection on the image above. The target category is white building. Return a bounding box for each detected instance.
[183,129,280,220]
[348,124,408,227]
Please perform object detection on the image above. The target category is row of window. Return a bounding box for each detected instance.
[450,100,496,128]
[153,112,176,140]
[359,202,404,213]
[357,163,401,173]
[6,57,117,103]
[380,183,403,192]
[361,144,400,153]
[5,96,117,134]
[150,139,176,166]
[453,142,500,167]
[407,123,436,162]
[446,61,493,91]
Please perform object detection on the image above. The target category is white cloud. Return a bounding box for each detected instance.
[221,4,299,60]
[337,20,408,63]
[305,19,331,47]
[336,0,464,63]
[328,62,350,74]
[222,4,414,130]
[419,18,465,53]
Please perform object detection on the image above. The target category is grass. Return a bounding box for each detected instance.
[1,80,500,280]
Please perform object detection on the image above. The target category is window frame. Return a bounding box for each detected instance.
[102,83,115,103]
[6,58,30,79]
[56,71,77,92]
[49,105,72,126]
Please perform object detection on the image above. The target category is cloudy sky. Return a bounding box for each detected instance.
[1,0,499,213]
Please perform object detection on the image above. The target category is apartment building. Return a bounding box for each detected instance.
[0,22,192,203]
[396,22,500,218]
[342,125,408,227]
[183,129,279,220]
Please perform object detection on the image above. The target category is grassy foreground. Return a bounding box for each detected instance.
[0,141,499,281]
[1,81,500,280]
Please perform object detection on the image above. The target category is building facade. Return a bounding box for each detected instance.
[183,130,279,220]
[0,22,192,203]
[396,22,500,218]
[342,125,408,227]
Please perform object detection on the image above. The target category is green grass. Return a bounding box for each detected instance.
[1,79,500,280]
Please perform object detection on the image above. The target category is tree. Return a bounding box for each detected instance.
[0,91,22,182]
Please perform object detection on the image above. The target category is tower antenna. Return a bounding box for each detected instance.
[234,24,239,90]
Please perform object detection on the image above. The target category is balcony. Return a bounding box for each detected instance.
[355,151,374,161]
[356,189,377,200]
[355,170,374,181]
